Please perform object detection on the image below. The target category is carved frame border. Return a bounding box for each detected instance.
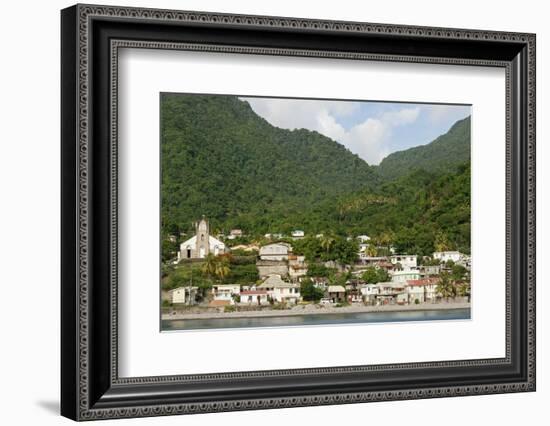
[61,3,536,421]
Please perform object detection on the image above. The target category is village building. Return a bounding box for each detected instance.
[169,286,198,305]
[211,284,240,305]
[420,264,441,276]
[390,254,418,271]
[360,284,379,305]
[312,277,329,290]
[288,255,308,280]
[239,290,269,305]
[291,230,305,239]
[258,274,301,304]
[391,269,421,283]
[178,217,225,259]
[356,235,371,243]
[256,260,289,279]
[226,229,243,240]
[345,280,363,303]
[327,285,346,303]
[358,243,372,260]
[259,242,292,261]
[433,251,462,263]
[374,282,406,305]
[405,278,439,304]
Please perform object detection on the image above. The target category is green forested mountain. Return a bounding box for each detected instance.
[161,94,470,256]
[328,164,471,254]
[376,116,470,180]
[161,94,379,235]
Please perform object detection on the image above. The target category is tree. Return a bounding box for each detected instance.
[361,267,389,284]
[161,238,178,263]
[328,271,347,287]
[320,234,336,256]
[214,256,231,281]
[436,272,456,301]
[456,281,471,301]
[307,263,333,278]
[332,237,358,265]
[364,243,377,257]
[378,231,394,252]
[434,230,451,252]
[376,268,390,282]
[201,253,218,279]
[300,278,325,302]
[451,264,468,281]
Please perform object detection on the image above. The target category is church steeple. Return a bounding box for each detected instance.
[195,216,210,258]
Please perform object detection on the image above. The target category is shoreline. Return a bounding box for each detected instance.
[162,302,470,321]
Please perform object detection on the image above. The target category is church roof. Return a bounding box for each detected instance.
[180,235,225,248]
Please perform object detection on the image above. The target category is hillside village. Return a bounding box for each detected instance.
[162,217,471,317]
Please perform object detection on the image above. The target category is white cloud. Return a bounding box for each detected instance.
[423,104,471,125]
[241,97,419,165]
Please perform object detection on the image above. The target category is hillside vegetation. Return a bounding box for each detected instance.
[161,94,471,256]
[377,116,470,180]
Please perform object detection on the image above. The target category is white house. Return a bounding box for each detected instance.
[179,218,225,259]
[356,235,371,243]
[433,251,462,263]
[211,284,240,304]
[239,290,269,305]
[226,229,243,240]
[391,269,421,283]
[358,243,371,259]
[169,286,198,305]
[291,230,305,239]
[360,284,379,304]
[390,254,418,271]
[258,274,301,304]
[259,243,292,261]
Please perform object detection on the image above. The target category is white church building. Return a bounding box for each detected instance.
[178,217,225,260]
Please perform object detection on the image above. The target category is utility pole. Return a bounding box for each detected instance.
[188,267,193,306]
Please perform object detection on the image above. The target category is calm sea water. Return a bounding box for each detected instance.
[161,308,470,331]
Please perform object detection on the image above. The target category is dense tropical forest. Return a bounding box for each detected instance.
[161,94,471,257]
[376,115,470,180]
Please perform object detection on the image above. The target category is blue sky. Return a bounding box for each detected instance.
[240,97,471,165]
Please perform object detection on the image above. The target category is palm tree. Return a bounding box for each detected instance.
[379,231,393,250]
[366,244,377,257]
[214,256,231,281]
[201,253,217,279]
[320,234,336,255]
[436,272,456,302]
[456,281,471,302]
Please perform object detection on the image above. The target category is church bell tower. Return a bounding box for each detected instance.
[195,216,210,258]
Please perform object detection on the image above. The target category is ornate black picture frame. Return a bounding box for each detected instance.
[61,4,536,421]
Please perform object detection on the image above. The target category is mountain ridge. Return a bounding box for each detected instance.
[376,115,471,180]
[161,94,470,256]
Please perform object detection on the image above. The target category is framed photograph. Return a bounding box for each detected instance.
[61,4,536,421]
